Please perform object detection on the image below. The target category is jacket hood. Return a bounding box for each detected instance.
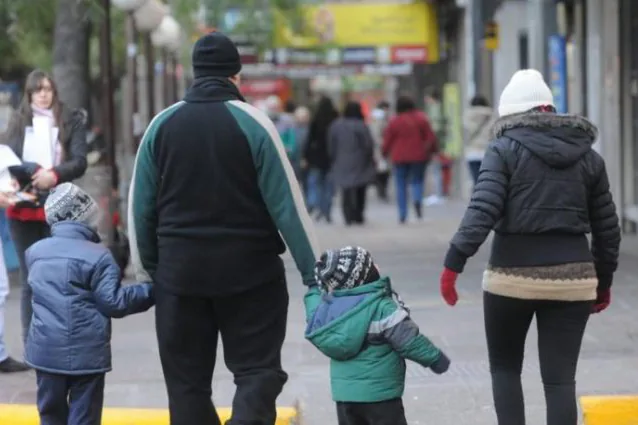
[51,221,101,243]
[491,112,598,168]
[305,278,390,361]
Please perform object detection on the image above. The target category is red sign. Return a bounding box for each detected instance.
[391,46,428,64]
[240,79,287,96]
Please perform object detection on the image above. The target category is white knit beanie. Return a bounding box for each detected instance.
[45,183,101,230]
[498,69,555,117]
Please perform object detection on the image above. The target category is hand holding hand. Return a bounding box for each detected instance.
[592,288,611,314]
[32,169,58,190]
[440,268,459,306]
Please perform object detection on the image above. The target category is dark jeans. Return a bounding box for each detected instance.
[336,398,408,425]
[9,219,50,343]
[468,159,482,185]
[375,171,390,201]
[306,168,334,221]
[155,275,289,425]
[393,161,428,222]
[484,292,593,425]
[341,185,367,225]
[36,371,105,425]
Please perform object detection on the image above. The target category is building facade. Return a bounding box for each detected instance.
[455,0,637,232]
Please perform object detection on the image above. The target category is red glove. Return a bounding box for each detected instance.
[592,289,611,314]
[440,268,459,306]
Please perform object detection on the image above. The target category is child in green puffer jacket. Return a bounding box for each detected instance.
[304,246,450,425]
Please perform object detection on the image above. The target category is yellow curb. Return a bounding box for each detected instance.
[581,395,638,425]
[0,404,300,425]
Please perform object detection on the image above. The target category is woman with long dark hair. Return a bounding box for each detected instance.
[327,101,376,225]
[440,70,621,425]
[304,96,339,222]
[0,70,88,343]
[382,95,438,223]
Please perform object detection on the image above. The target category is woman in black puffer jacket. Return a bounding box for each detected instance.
[439,69,621,425]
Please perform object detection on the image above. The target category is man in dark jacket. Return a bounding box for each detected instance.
[128,32,320,425]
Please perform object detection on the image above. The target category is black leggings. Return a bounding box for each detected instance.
[341,185,367,225]
[484,292,592,425]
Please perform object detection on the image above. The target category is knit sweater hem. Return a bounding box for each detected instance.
[482,263,597,301]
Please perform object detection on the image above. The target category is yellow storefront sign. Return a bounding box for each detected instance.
[274,2,439,62]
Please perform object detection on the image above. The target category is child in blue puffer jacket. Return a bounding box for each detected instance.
[25,183,154,425]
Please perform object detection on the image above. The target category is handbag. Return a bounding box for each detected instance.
[8,163,49,208]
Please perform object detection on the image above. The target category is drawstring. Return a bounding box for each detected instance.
[386,285,410,314]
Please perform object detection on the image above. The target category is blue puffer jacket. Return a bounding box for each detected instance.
[25,221,154,375]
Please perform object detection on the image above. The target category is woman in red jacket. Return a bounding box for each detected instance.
[382,96,438,223]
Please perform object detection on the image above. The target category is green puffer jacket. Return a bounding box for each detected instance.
[304,277,449,402]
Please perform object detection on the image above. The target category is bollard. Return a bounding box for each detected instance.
[0,403,301,425]
[580,395,638,425]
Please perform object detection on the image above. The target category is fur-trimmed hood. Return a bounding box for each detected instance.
[491,112,598,168]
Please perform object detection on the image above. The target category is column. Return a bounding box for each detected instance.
[528,0,558,76]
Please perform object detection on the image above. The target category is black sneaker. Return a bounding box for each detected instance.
[0,357,30,373]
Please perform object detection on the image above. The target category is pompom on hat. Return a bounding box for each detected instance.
[498,69,555,117]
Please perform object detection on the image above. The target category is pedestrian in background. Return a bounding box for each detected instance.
[463,95,495,185]
[440,69,621,425]
[0,193,28,373]
[382,95,438,224]
[0,69,88,344]
[128,32,320,425]
[328,101,376,226]
[294,105,311,192]
[369,101,391,202]
[26,183,153,425]
[304,96,339,223]
[305,246,450,425]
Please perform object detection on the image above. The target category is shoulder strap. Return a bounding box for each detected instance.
[468,114,492,142]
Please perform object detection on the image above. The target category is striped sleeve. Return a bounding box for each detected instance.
[127,102,184,282]
[226,100,320,286]
[371,298,443,368]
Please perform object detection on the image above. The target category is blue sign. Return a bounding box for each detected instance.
[0,82,19,133]
[341,47,377,64]
[548,35,568,113]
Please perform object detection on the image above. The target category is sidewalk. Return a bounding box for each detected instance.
[1,196,637,424]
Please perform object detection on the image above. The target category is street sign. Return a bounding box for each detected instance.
[484,21,499,51]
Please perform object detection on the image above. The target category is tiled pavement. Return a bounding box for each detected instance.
[2,197,638,424]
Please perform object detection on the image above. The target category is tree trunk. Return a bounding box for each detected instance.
[52,0,91,111]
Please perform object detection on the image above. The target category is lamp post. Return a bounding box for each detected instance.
[134,0,167,120]
[151,15,182,107]
[112,0,148,153]
[98,0,117,246]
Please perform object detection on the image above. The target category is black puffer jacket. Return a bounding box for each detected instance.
[445,113,621,289]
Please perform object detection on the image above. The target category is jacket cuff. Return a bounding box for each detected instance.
[596,272,613,291]
[444,244,468,273]
[430,351,450,375]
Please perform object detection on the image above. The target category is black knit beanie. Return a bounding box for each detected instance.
[191,32,242,79]
[314,246,380,292]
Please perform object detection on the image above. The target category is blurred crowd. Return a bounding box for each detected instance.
[260,93,448,225]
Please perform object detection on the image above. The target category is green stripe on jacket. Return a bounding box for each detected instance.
[127,101,185,282]
[226,100,320,285]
